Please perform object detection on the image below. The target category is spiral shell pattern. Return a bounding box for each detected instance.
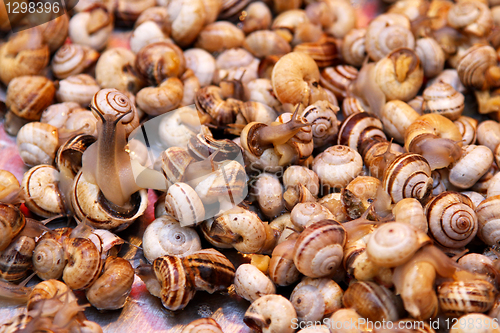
[422,83,464,121]
[383,153,433,203]
[293,220,346,278]
[366,222,429,268]
[437,280,495,314]
[300,101,338,148]
[338,112,386,152]
[32,238,65,281]
[320,65,358,100]
[153,255,196,311]
[475,195,500,246]
[62,237,101,290]
[91,88,136,124]
[457,45,497,91]
[0,236,35,282]
[341,28,367,67]
[51,44,98,79]
[425,191,478,248]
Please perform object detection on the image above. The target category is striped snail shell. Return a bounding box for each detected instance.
[320,65,358,101]
[342,281,402,322]
[438,280,496,315]
[0,203,25,252]
[425,191,478,248]
[0,235,35,282]
[422,82,464,121]
[62,237,102,290]
[27,279,75,311]
[182,248,235,294]
[382,153,433,203]
[161,147,194,188]
[268,235,301,286]
[293,219,346,278]
[165,182,205,227]
[476,195,500,246]
[366,222,431,268]
[153,255,196,311]
[181,318,223,333]
[300,100,339,148]
[338,112,386,152]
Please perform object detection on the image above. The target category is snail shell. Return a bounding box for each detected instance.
[447,0,493,37]
[184,48,216,87]
[425,191,478,248]
[449,145,494,190]
[32,234,67,281]
[62,237,101,290]
[71,170,149,232]
[17,122,59,167]
[438,280,496,315]
[95,47,144,94]
[86,256,134,310]
[165,182,205,227]
[252,173,284,219]
[293,37,339,68]
[476,195,500,246]
[342,176,381,219]
[240,2,272,34]
[342,28,367,67]
[22,165,65,218]
[56,74,101,107]
[382,153,433,203]
[27,279,75,312]
[135,41,185,86]
[291,202,335,231]
[415,37,445,78]
[375,48,424,102]
[244,30,291,58]
[0,235,35,282]
[392,198,428,233]
[244,294,297,333]
[365,13,415,62]
[454,116,478,146]
[380,100,420,143]
[320,65,358,101]
[181,318,223,333]
[422,82,464,121]
[343,280,402,322]
[293,220,346,278]
[0,171,21,204]
[182,248,235,294]
[153,255,196,311]
[268,235,301,286]
[52,44,100,80]
[290,277,343,322]
[337,112,386,152]
[0,204,25,252]
[195,21,245,53]
[68,5,113,51]
[312,145,363,191]
[300,100,339,148]
[456,44,498,91]
[234,263,276,302]
[142,215,201,263]
[366,222,431,268]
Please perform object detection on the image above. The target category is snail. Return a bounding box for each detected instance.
[195,21,245,53]
[290,202,335,231]
[312,145,363,192]
[184,48,216,87]
[181,318,224,333]
[290,277,343,322]
[240,2,272,34]
[62,237,101,290]
[0,235,36,282]
[95,47,144,94]
[268,233,301,286]
[79,89,148,229]
[425,191,478,248]
[341,28,367,67]
[341,176,381,219]
[142,215,201,263]
[380,100,420,143]
[366,222,431,268]
[300,100,339,148]
[32,228,71,281]
[68,4,114,51]
[52,44,100,80]
[342,281,402,322]
[438,279,496,315]
[244,294,297,333]
[392,198,428,233]
[55,74,101,108]
[476,195,500,246]
[244,30,292,58]
[252,173,285,219]
[0,204,26,252]
[234,263,276,302]
[136,249,235,311]
[293,219,346,278]
[201,205,276,254]
[404,113,463,170]
[86,256,134,310]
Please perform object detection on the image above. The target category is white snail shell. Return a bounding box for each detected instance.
[142,215,202,263]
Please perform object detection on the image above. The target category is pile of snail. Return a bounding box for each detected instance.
[2,0,500,331]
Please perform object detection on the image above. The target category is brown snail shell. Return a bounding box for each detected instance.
[62,237,102,290]
[0,235,35,282]
[438,280,496,315]
[293,219,346,278]
[343,280,402,322]
[86,256,134,310]
[0,204,25,252]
